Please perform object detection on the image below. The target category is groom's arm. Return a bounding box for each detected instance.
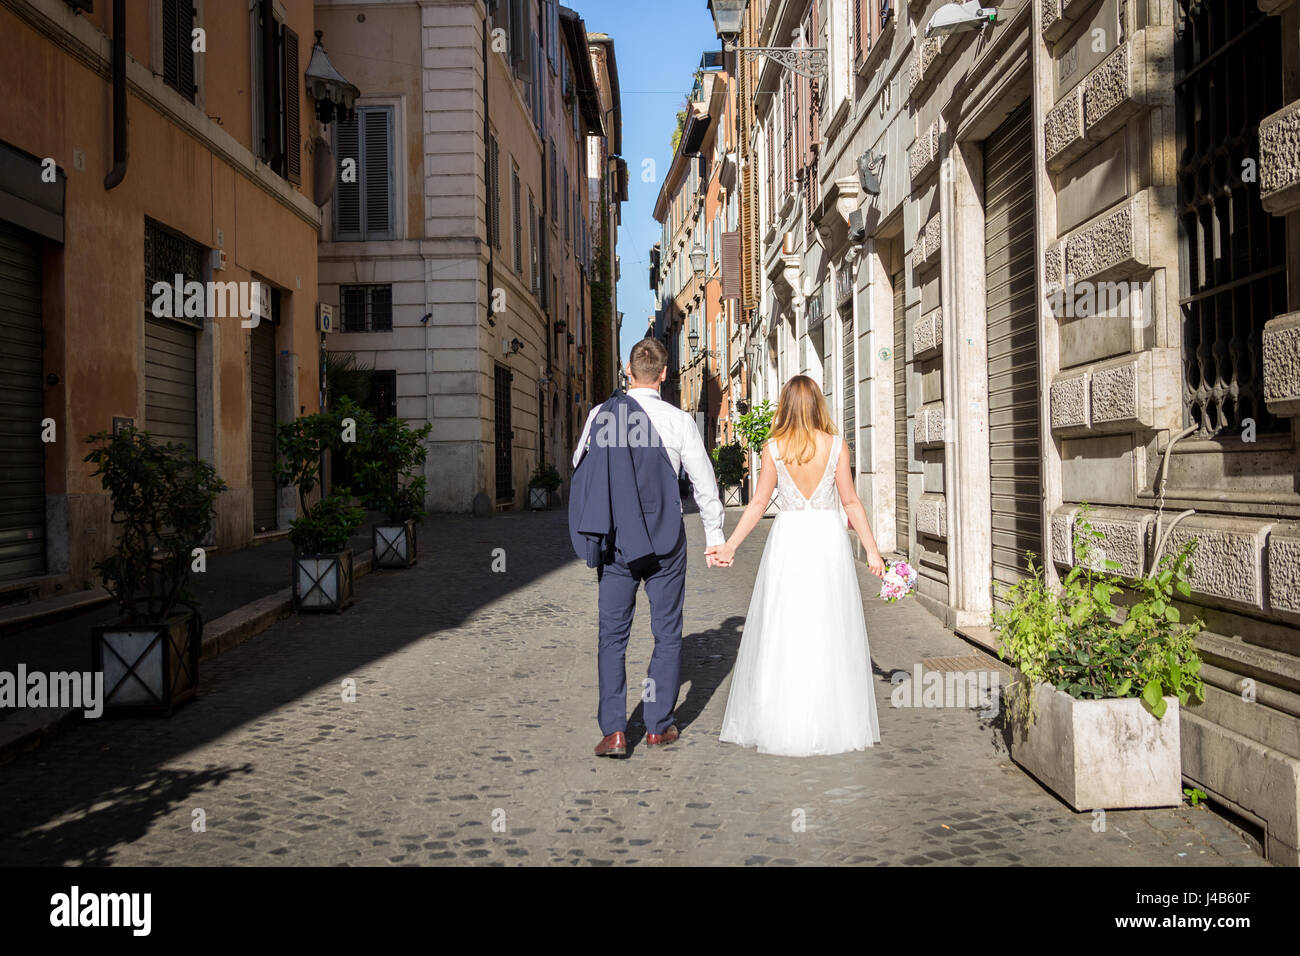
[677,413,726,548]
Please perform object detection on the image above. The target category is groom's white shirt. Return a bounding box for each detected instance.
[572,386,726,547]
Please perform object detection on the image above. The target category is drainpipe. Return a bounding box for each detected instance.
[103,0,127,190]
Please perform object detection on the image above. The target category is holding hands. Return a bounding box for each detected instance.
[705,542,736,568]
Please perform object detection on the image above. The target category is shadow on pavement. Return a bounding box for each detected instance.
[0,510,578,864]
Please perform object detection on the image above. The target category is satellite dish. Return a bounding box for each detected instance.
[312,136,337,208]
[857,149,883,195]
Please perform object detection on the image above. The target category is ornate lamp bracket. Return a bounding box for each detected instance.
[726,42,828,80]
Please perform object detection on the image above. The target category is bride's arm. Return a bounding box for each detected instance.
[835,439,886,577]
[713,444,778,565]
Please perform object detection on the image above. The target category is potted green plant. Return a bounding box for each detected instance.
[354,416,433,569]
[710,442,747,506]
[994,509,1205,810]
[528,462,562,510]
[275,400,368,612]
[84,426,227,715]
[735,400,774,507]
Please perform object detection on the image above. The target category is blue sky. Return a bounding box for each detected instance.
[579,0,722,373]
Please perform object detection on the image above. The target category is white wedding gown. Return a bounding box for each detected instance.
[719,437,882,756]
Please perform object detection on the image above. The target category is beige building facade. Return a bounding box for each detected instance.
[728,0,1300,864]
[315,0,616,512]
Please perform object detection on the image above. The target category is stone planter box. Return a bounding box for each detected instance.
[293,549,355,613]
[528,485,551,510]
[372,520,417,569]
[92,612,199,716]
[722,483,744,507]
[1009,681,1182,811]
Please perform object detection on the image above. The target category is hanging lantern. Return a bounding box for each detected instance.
[304,31,360,126]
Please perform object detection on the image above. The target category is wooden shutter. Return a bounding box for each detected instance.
[364,109,392,237]
[854,0,863,63]
[489,134,501,249]
[162,0,196,103]
[512,166,522,273]
[528,192,538,293]
[334,114,360,238]
[284,27,301,184]
[510,0,527,71]
[782,83,792,196]
[549,141,557,223]
[721,231,740,300]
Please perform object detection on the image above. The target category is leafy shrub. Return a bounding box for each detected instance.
[710,442,746,487]
[275,398,369,554]
[994,508,1205,725]
[354,417,433,523]
[735,400,774,452]
[529,462,562,493]
[84,427,227,624]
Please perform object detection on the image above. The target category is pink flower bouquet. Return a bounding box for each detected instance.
[879,560,918,603]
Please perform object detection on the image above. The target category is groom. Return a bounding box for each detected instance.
[569,337,727,758]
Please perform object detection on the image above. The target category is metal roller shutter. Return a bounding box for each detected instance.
[892,270,908,554]
[0,220,45,580]
[250,315,278,531]
[144,316,198,451]
[984,101,1041,604]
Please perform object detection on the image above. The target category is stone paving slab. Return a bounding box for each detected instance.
[0,510,1267,866]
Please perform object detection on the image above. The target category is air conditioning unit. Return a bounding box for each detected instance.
[318,302,335,333]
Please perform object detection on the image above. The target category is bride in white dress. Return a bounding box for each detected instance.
[711,375,887,756]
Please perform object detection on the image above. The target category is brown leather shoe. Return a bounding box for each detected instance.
[595,731,628,758]
[645,726,679,746]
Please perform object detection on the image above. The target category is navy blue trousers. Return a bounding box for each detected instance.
[596,522,688,736]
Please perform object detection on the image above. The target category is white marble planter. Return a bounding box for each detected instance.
[1009,682,1182,811]
[293,549,355,613]
[373,520,417,569]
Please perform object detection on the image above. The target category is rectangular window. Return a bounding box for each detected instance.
[564,169,570,241]
[1176,1,1286,436]
[250,0,301,183]
[340,285,393,333]
[161,0,197,103]
[334,106,394,240]
[144,217,205,327]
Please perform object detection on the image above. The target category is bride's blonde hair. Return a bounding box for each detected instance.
[768,375,837,465]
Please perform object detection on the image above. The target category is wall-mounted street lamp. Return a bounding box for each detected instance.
[925,2,999,38]
[690,244,708,274]
[710,0,827,80]
[688,328,700,351]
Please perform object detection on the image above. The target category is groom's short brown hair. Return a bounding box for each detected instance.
[628,337,668,384]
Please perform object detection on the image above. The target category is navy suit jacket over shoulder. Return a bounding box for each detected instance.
[568,392,682,568]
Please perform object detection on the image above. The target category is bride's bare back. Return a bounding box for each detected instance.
[780,430,836,501]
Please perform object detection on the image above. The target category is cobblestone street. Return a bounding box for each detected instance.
[0,511,1265,866]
